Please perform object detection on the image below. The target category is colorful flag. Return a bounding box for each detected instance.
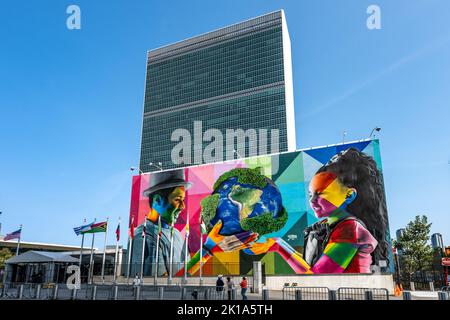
[83,221,108,234]
[116,223,120,241]
[128,216,135,240]
[185,218,190,238]
[4,228,21,241]
[74,222,94,236]
[200,219,207,235]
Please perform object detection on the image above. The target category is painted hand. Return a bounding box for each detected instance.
[204,221,259,254]
[243,237,280,255]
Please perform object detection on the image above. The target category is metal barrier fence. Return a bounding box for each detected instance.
[282,286,330,300]
[337,287,389,300]
[8,283,450,301]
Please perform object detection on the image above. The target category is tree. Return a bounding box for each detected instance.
[394,215,434,280]
[0,248,13,269]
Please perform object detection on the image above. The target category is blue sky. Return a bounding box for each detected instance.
[0,0,449,248]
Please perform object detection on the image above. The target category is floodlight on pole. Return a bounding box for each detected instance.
[130,167,144,175]
[234,149,243,159]
[149,162,163,171]
[369,127,382,139]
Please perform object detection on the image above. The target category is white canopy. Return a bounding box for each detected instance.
[5,251,79,264]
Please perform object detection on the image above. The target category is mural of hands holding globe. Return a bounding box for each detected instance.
[181,167,288,276]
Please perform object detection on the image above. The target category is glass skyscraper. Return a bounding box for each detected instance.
[139,10,296,172]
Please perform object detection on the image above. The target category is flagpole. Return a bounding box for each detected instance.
[154,214,161,285]
[88,233,95,284]
[16,225,22,256]
[126,235,133,284]
[113,217,120,284]
[78,218,86,271]
[183,213,189,283]
[199,229,203,285]
[140,219,147,283]
[101,217,109,284]
[88,219,96,285]
[168,223,174,285]
[126,216,134,284]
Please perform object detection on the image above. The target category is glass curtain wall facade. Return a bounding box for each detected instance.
[139,10,295,172]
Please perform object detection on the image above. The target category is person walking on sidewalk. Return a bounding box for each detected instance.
[226,276,235,300]
[240,277,248,300]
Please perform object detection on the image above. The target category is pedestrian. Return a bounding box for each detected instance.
[226,276,235,300]
[216,275,224,291]
[240,276,248,300]
[132,273,141,297]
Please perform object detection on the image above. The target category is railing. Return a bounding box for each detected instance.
[3,283,448,301]
[282,286,330,300]
[337,287,389,300]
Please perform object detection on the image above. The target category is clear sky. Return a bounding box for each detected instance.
[0,0,449,248]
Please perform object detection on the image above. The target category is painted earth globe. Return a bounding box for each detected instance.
[200,167,287,236]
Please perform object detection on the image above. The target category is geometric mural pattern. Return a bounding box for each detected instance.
[129,139,391,275]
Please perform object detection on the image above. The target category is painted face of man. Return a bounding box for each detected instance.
[308,172,356,218]
[153,186,186,225]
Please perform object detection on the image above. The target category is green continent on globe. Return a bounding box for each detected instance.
[200,194,219,231]
[240,207,288,235]
[213,167,267,191]
[229,185,263,220]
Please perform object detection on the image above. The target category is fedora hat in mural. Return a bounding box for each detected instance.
[143,169,192,197]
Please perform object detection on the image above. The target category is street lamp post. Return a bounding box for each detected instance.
[233,149,243,159]
[149,162,163,171]
[369,127,382,139]
[130,167,144,175]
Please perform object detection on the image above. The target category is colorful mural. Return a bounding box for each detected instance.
[128,140,392,276]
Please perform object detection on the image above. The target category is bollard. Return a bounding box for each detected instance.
[181,287,187,300]
[231,288,237,300]
[429,282,434,292]
[328,290,337,300]
[403,291,412,300]
[262,288,269,300]
[114,286,119,300]
[365,291,374,300]
[19,285,24,299]
[53,285,59,300]
[410,282,415,291]
[36,284,41,300]
[72,288,77,300]
[438,291,448,301]
[295,289,302,300]
[204,288,210,300]
[158,286,164,300]
[92,286,97,300]
[135,286,141,300]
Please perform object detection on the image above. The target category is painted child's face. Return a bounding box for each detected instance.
[308,172,354,218]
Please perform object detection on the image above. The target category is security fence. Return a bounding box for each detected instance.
[336,287,389,300]
[282,286,330,300]
[0,283,229,300]
[2,283,449,300]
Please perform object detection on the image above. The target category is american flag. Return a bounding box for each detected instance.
[4,228,21,241]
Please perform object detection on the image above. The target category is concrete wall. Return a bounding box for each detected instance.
[264,274,395,294]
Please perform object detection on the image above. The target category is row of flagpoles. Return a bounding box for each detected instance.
[4,213,207,284]
[127,212,209,285]
[73,217,121,284]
